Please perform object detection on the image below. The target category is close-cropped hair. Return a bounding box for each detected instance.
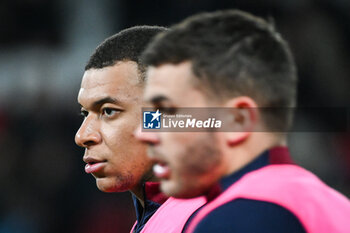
[85,25,167,81]
[141,10,297,131]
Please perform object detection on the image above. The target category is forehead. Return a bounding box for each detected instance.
[145,62,203,103]
[78,61,142,105]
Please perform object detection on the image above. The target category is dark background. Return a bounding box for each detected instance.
[0,0,349,232]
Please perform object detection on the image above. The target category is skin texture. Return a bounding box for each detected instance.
[136,62,227,198]
[75,61,153,199]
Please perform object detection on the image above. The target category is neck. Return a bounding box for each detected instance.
[131,184,145,208]
[224,132,286,176]
[130,172,159,208]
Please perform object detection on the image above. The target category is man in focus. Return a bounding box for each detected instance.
[75,26,205,233]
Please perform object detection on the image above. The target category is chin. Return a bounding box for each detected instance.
[96,176,132,193]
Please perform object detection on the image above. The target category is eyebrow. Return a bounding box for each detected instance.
[149,95,170,104]
[79,96,121,109]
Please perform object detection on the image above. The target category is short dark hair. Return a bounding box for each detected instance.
[85,25,167,81]
[142,10,297,131]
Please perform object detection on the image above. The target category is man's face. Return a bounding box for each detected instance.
[137,62,226,198]
[75,61,153,193]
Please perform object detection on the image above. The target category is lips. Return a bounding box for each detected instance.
[148,149,171,179]
[153,162,170,179]
[83,157,107,174]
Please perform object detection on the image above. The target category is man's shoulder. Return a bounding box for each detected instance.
[140,197,206,233]
[193,198,306,233]
[156,196,206,220]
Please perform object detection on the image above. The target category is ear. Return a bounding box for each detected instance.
[224,96,259,146]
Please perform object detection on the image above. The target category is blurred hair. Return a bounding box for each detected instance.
[85,25,167,81]
[142,10,297,131]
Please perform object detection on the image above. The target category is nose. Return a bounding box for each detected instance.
[134,125,160,144]
[75,117,102,148]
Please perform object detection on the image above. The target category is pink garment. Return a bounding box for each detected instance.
[130,196,206,233]
[187,164,350,233]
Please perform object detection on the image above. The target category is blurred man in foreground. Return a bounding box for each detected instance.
[136,10,350,233]
[75,26,205,233]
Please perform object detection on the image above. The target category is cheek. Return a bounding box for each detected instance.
[160,134,222,180]
[181,137,221,176]
[102,120,137,145]
[102,121,148,164]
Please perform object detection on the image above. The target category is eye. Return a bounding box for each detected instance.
[101,108,121,118]
[80,109,88,118]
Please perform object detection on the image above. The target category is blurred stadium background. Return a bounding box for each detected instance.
[0,0,349,232]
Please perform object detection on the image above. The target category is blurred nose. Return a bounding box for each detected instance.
[134,125,160,144]
[75,117,102,148]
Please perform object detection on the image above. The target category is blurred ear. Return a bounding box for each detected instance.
[224,96,259,146]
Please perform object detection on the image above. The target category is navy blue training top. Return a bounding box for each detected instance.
[185,147,307,233]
